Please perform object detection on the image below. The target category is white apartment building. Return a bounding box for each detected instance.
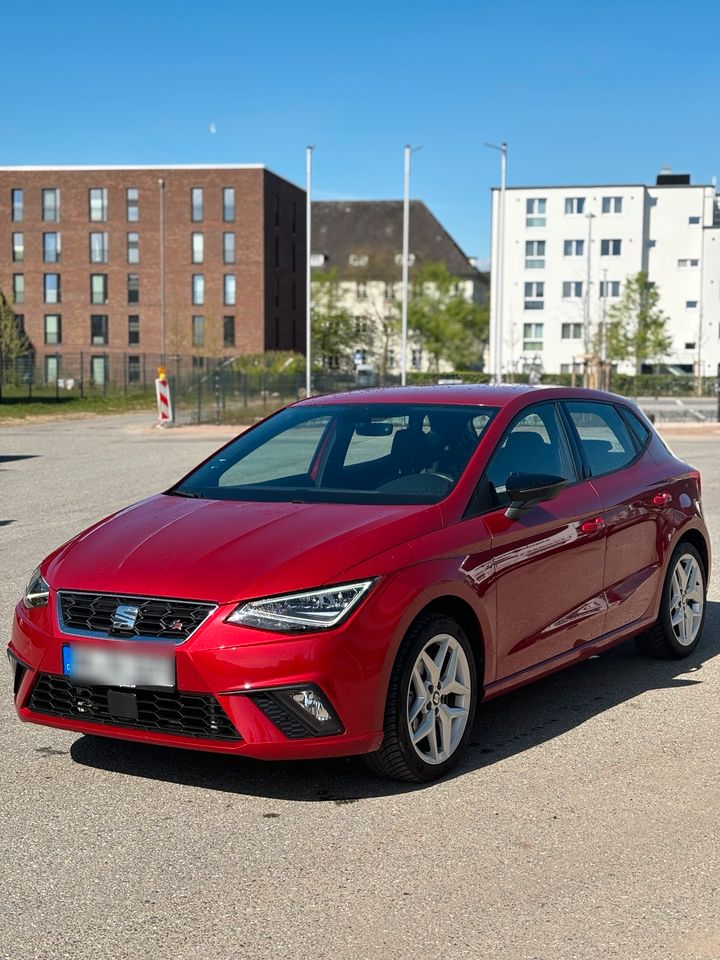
[490,172,720,377]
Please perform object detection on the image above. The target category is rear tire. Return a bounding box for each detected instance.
[364,613,478,782]
[636,542,707,659]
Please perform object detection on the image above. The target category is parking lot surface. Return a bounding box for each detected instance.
[1,414,719,960]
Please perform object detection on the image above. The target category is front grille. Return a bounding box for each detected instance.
[29,673,240,741]
[58,591,216,643]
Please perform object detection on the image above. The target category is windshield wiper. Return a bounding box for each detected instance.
[168,489,203,498]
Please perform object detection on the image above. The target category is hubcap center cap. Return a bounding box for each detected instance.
[432,691,441,706]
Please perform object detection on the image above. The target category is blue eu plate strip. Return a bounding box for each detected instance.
[62,645,73,676]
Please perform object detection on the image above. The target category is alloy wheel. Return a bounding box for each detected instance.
[669,553,704,647]
[406,633,472,765]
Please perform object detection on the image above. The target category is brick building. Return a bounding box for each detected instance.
[0,165,306,384]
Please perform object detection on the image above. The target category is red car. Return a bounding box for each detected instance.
[8,386,710,781]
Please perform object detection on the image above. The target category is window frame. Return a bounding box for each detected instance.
[464,401,581,518]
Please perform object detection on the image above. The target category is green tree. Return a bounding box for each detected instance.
[0,291,29,377]
[408,263,489,372]
[605,272,672,375]
[311,269,356,371]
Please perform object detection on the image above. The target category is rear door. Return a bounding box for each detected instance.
[562,400,663,634]
[466,401,607,680]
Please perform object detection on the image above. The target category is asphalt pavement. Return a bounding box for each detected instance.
[1,413,719,960]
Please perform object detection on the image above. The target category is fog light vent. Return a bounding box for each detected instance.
[247,685,343,739]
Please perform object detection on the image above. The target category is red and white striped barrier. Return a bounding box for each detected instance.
[155,367,173,426]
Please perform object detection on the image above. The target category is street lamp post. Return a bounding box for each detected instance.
[305,146,314,398]
[400,145,422,386]
[158,177,166,363]
[484,142,507,382]
[583,211,595,387]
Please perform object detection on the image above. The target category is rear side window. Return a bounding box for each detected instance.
[620,406,651,449]
[564,401,637,477]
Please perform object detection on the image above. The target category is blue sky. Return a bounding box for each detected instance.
[4,0,719,262]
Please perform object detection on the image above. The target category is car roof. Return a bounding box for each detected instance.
[300,384,636,409]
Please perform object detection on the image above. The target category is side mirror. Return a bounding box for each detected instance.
[504,472,566,520]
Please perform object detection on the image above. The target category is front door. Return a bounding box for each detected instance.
[472,401,608,680]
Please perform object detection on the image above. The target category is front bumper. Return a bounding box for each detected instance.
[8,592,399,759]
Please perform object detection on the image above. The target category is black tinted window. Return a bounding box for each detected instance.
[483,403,576,507]
[172,403,497,505]
[565,401,637,476]
[620,406,651,449]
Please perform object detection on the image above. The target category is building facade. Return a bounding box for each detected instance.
[490,172,720,377]
[0,165,305,384]
[312,200,487,376]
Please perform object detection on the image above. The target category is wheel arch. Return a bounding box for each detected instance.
[676,527,710,581]
[405,594,487,689]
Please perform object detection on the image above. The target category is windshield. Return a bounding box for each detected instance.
[170,402,498,505]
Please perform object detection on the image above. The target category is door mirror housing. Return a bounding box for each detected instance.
[504,472,566,520]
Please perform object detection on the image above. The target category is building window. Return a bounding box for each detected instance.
[89,188,108,222]
[192,274,204,305]
[562,281,583,298]
[44,273,61,304]
[686,300,699,310]
[223,232,235,264]
[565,197,585,215]
[43,232,61,263]
[678,258,700,268]
[91,355,108,384]
[600,239,622,256]
[91,314,109,345]
[525,240,545,268]
[191,187,203,222]
[384,282,396,301]
[126,188,139,222]
[524,281,544,309]
[223,315,235,348]
[526,198,546,227]
[224,275,236,306]
[601,196,623,214]
[274,193,280,227]
[411,348,422,370]
[523,322,544,351]
[127,232,140,264]
[127,355,141,382]
[44,314,61,345]
[128,315,140,345]
[192,315,204,348]
[685,341,696,350]
[13,274,24,304]
[292,281,297,310]
[223,187,235,222]
[90,232,108,263]
[689,216,701,225]
[14,314,25,336]
[563,239,584,257]
[42,188,60,222]
[274,236,280,268]
[191,232,204,264]
[90,274,108,305]
[11,189,23,221]
[12,232,24,262]
[561,322,583,339]
[357,281,368,299]
[45,354,61,383]
[127,273,140,304]
[599,280,621,298]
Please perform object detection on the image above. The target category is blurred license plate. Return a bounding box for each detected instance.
[62,644,175,689]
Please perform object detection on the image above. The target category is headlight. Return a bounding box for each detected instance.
[227,580,376,632]
[24,568,50,608]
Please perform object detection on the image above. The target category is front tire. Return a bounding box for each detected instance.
[636,542,707,659]
[365,614,478,781]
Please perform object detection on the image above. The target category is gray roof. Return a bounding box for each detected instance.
[312,200,482,280]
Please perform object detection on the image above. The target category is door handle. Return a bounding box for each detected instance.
[652,491,672,507]
[580,517,604,533]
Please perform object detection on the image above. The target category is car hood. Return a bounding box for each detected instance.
[46,494,442,604]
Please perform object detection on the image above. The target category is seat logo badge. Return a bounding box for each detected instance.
[169,620,184,632]
[111,604,140,631]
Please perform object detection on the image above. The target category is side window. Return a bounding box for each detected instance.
[564,401,637,476]
[619,406,651,450]
[483,403,577,507]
